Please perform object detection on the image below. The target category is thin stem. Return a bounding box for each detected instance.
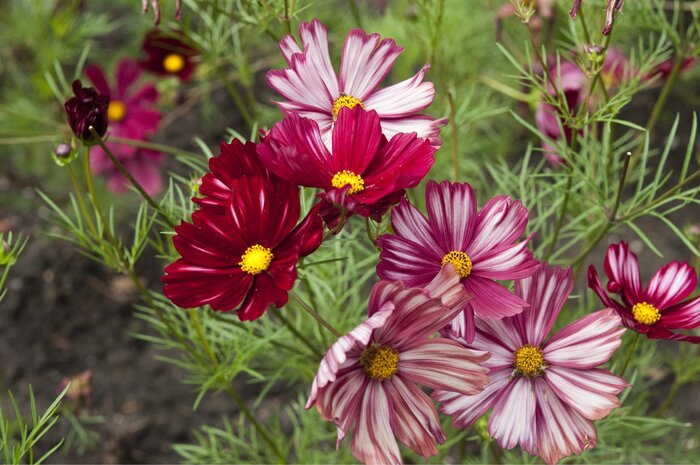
[545,169,573,260]
[347,0,363,28]
[447,89,459,181]
[365,217,378,247]
[488,440,503,464]
[68,163,98,238]
[283,0,292,35]
[109,136,200,159]
[654,376,684,417]
[289,290,342,338]
[609,152,632,221]
[89,128,176,230]
[223,81,255,130]
[619,332,641,378]
[273,308,324,358]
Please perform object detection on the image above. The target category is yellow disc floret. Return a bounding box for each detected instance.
[632,301,661,326]
[514,344,544,378]
[441,251,473,278]
[163,53,186,73]
[332,94,364,120]
[361,345,399,381]
[107,100,127,122]
[239,244,273,275]
[331,170,365,194]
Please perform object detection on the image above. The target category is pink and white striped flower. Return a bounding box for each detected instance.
[306,265,489,465]
[435,263,628,465]
[266,19,446,148]
[376,180,539,342]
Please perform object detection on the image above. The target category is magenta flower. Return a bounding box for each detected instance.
[86,58,164,194]
[257,106,435,225]
[376,180,539,342]
[306,265,489,465]
[266,19,445,148]
[588,241,700,343]
[435,263,628,465]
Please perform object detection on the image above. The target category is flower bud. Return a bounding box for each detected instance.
[52,142,77,166]
[64,80,109,144]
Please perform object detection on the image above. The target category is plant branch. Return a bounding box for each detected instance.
[289,290,342,338]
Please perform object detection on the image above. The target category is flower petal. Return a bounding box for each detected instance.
[488,376,537,451]
[162,261,252,311]
[376,234,442,287]
[116,58,142,98]
[644,260,697,310]
[380,115,446,148]
[544,309,624,369]
[351,382,401,465]
[85,64,111,96]
[468,195,529,261]
[364,64,435,117]
[332,107,382,175]
[387,198,444,257]
[471,238,539,280]
[545,366,628,420]
[603,242,643,302]
[425,180,477,253]
[660,296,700,329]
[464,276,529,320]
[313,367,368,448]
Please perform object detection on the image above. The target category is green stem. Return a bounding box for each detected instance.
[545,170,573,260]
[223,81,255,130]
[654,376,684,417]
[273,308,324,358]
[68,163,98,238]
[619,332,641,378]
[365,217,378,247]
[89,128,176,230]
[447,89,459,181]
[347,0,363,29]
[109,136,200,159]
[289,290,342,338]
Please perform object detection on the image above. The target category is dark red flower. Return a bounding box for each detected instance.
[588,242,700,343]
[139,30,198,81]
[64,80,109,143]
[162,140,324,321]
[257,106,436,226]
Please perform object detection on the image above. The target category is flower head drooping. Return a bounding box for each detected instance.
[435,263,628,465]
[570,0,624,35]
[86,58,164,194]
[64,80,109,144]
[162,140,324,321]
[257,106,436,227]
[267,19,446,148]
[140,29,199,81]
[588,241,700,343]
[376,181,539,343]
[306,265,490,465]
[141,0,182,25]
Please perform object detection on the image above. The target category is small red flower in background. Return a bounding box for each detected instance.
[86,58,164,195]
[257,106,436,227]
[162,140,323,321]
[140,29,198,81]
[60,370,93,416]
[307,265,489,465]
[64,80,109,143]
[588,242,700,343]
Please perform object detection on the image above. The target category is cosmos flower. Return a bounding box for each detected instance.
[86,58,164,194]
[376,180,539,342]
[435,263,628,465]
[64,80,109,143]
[267,18,446,148]
[161,144,324,320]
[140,29,198,81]
[257,106,435,225]
[588,241,700,343]
[306,265,489,465]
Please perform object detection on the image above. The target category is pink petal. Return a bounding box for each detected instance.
[278,34,302,65]
[85,64,111,96]
[425,180,477,253]
[544,309,624,369]
[545,366,627,420]
[385,375,445,459]
[471,318,519,368]
[116,58,142,98]
[471,238,539,280]
[644,260,697,310]
[397,339,489,396]
[604,242,643,302]
[122,155,163,195]
[463,276,529,320]
[376,234,442,287]
[514,263,573,346]
[332,107,382,174]
[364,64,435,117]
[389,198,444,258]
[339,29,403,100]
[468,195,529,261]
[434,368,511,429]
[488,376,537,451]
[296,19,339,97]
[660,296,700,329]
[532,378,597,465]
[443,307,476,344]
[351,382,401,465]
[380,115,446,148]
[313,368,368,447]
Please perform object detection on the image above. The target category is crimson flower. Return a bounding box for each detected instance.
[64,80,109,143]
[140,29,198,81]
[86,58,163,194]
[267,19,445,148]
[257,106,435,224]
[307,265,489,465]
[162,141,324,321]
[588,242,700,343]
[436,263,627,465]
[376,180,539,342]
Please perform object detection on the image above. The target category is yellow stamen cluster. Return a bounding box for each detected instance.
[107,100,127,122]
[514,344,544,378]
[332,94,364,120]
[441,251,473,278]
[163,53,186,73]
[632,301,661,326]
[331,170,365,194]
[239,244,273,275]
[360,345,399,381]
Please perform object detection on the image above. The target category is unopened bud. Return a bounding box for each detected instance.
[55,143,71,158]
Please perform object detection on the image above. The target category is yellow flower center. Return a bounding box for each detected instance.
[361,345,399,381]
[632,301,661,326]
[441,251,473,278]
[514,344,544,378]
[238,244,273,275]
[163,53,186,73]
[107,100,127,122]
[331,170,365,194]
[332,94,364,120]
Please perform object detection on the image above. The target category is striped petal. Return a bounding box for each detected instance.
[468,195,529,261]
[425,180,477,253]
[545,366,627,420]
[488,376,537,451]
[604,242,643,302]
[644,260,697,310]
[351,382,401,465]
[464,276,529,320]
[364,64,435,117]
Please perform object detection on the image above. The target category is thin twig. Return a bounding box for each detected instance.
[289,290,342,338]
